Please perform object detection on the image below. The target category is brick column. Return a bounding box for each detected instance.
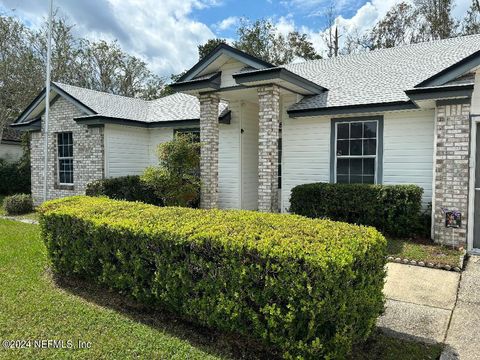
[433,103,471,247]
[199,93,220,209]
[257,85,280,212]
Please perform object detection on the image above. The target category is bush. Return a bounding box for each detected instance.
[290,183,424,238]
[141,133,200,207]
[85,175,163,206]
[39,196,386,359]
[3,194,33,215]
[0,158,30,195]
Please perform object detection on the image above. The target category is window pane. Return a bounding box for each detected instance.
[337,123,349,139]
[337,175,349,183]
[363,139,376,155]
[363,121,377,138]
[350,139,362,155]
[350,122,362,138]
[363,175,375,184]
[363,158,375,175]
[337,140,349,156]
[337,158,349,175]
[350,175,363,184]
[350,158,362,175]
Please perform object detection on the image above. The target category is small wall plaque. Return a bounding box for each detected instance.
[445,210,461,228]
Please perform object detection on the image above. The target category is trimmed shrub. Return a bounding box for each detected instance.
[3,194,33,215]
[290,183,424,238]
[39,196,386,359]
[0,158,30,195]
[85,175,163,206]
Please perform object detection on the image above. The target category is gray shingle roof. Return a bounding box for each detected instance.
[54,82,227,123]
[285,34,480,111]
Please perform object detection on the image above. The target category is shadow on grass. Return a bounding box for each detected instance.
[49,270,280,360]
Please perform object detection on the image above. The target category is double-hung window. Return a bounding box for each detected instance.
[334,119,381,184]
[57,132,73,185]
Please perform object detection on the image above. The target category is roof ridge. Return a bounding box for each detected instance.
[53,82,149,103]
[287,34,480,67]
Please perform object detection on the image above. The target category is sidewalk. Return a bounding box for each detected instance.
[443,255,480,360]
[378,262,460,344]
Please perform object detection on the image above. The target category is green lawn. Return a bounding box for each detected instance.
[387,237,463,267]
[0,219,443,359]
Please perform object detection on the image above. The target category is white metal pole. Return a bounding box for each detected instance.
[43,0,53,202]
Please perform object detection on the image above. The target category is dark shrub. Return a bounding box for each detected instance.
[0,158,30,195]
[290,183,424,238]
[85,175,162,206]
[40,196,387,359]
[3,194,33,215]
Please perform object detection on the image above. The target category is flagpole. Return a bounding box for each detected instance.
[43,0,53,202]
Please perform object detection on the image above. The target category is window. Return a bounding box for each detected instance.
[57,132,73,185]
[174,128,200,142]
[333,119,382,184]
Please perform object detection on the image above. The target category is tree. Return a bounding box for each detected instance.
[142,133,200,207]
[415,0,457,40]
[462,0,480,35]
[233,18,321,65]
[368,2,419,50]
[198,38,226,60]
[323,3,340,58]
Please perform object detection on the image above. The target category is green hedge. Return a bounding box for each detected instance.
[0,158,30,195]
[40,196,386,359]
[85,175,163,206]
[290,183,424,238]
[3,194,33,215]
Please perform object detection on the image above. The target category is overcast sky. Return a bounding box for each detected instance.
[0,0,473,78]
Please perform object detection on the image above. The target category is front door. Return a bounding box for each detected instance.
[474,123,480,249]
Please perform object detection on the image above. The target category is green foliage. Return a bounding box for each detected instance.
[198,38,227,60]
[290,183,424,238]
[3,193,33,215]
[85,175,162,205]
[0,158,30,195]
[233,18,321,65]
[142,133,200,207]
[39,196,387,360]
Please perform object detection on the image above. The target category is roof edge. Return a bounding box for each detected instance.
[406,83,474,102]
[288,101,418,118]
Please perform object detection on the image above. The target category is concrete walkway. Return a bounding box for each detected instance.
[378,262,460,344]
[443,255,480,360]
[379,259,480,359]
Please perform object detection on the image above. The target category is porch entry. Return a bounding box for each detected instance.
[474,122,480,249]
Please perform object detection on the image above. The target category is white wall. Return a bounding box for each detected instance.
[220,59,245,88]
[0,143,23,162]
[383,109,435,204]
[281,95,330,212]
[240,101,259,210]
[149,127,175,164]
[218,100,241,208]
[281,108,436,212]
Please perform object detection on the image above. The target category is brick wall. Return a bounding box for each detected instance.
[30,97,104,205]
[433,103,471,247]
[257,85,280,212]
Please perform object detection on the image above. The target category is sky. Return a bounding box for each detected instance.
[0,0,473,78]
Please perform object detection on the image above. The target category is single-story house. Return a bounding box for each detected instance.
[11,34,480,251]
[0,127,23,162]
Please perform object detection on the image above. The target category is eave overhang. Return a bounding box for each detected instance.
[233,67,326,95]
[74,111,231,128]
[10,117,42,132]
[288,101,417,118]
[170,72,222,94]
[405,84,474,104]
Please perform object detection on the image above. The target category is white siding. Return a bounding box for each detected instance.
[281,95,330,212]
[218,100,241,208]
[104,124,151,177]
[383,109,435,203]
[148,128,175,164]
[220,60,245,88]
[240,101,259,210]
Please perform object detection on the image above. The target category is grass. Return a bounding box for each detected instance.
[0,218,443,360]
[387,237,463,267]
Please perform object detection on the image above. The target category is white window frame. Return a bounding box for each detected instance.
[334,119,379,184]
[57,132,74,185]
